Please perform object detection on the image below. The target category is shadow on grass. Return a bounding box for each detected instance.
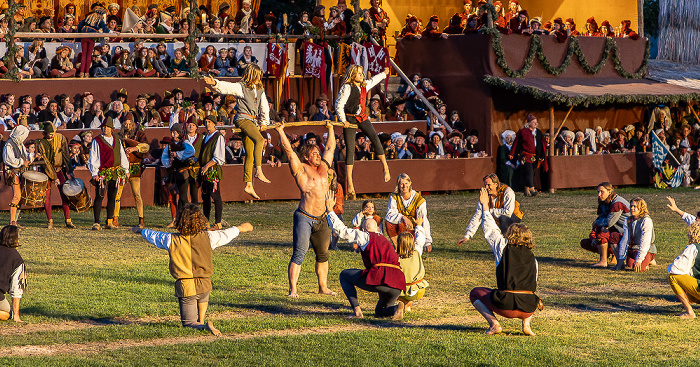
[213,300,346,317]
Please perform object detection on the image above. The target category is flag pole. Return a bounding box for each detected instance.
[651,129,682,166]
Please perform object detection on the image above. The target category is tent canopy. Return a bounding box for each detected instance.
[485,76,700,107]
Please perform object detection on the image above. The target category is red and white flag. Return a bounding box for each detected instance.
[363,42,390,96]
[303,42,327,93]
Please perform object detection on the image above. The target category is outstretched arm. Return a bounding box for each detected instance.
[204,75,244,97]
[208,223,254,250]
[322,121,336,164]
[667,196,696,225]
[275,123,303,177]
[132,227,172,250]
[327,211,370,250]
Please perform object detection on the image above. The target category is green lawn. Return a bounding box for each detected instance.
[2,187,700,365]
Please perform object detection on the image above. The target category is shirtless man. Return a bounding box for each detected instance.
[276,121,337,298]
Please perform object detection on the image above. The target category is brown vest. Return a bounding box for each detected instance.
[169,232,214,297]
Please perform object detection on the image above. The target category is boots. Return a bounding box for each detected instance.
[138,217,145,229]
[105,219,116,229]
[112,216,120,228]
[65,218,76,229]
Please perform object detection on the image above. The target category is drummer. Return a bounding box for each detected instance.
[2,126,30,227]
[114,113,150,229]
[88,117,130,230]
[36,122,75,229]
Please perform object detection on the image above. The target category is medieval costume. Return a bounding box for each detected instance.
[580,192,630,262]
[77,3,112,78]
[369,0,391,45]
[617,214,656,272]
[36,123,74,228]
[464,183,523,238]
[585,17,604,37]
[114,114,150,228]
[329,212,406,318]
[421,15,444,39]
[3,126,29,226]
[398,15,421,40]
[385,189,433,247]
[619,20,640,40]
[199,116,226,226]
[443,13,464,34]
[509,114,545,195]
[88,117,129,230]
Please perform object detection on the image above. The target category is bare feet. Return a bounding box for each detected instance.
[206,320,222,336]
[165,220,175,228]
[404,301,413,312]
[485,323,502,335]
[678,311,696,319]
[244,184,261,200]
[348,307,364,319]
[650,259,658,266]
[609,256,618,266]
[255,169,271,183]
[392,302,405,320]
[522,317,536,336]
[287,290,299,298]
[590,261,607,268]
[319,288,337,296]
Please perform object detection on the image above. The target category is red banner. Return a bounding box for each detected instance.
[266,43,286,78]
[363,42,389,75]
[303,42,326,93]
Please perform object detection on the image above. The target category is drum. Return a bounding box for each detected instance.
[20,171,49,207]
[62,178,93,213]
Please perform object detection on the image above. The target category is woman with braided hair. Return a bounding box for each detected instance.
[335,64,392,199]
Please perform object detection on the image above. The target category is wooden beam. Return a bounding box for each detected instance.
[548,102,555,157]
[552,105,575,153]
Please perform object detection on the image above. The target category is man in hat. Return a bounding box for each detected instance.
[552,17,568,42]
[133,94,161,128]
[217,3,231,23]
[200,116,226,229]
[310,94,336,122]
[504,0,519,24]
[197,96,220,123]
[369,0,390,45]
[443,13,464,34]
[422,15,448,39]
[156,10,175,34]
[585,17,603,37]
[497,130,517,187]
[255,12,278,35]
[275,120,338,298]
[182,117,203,206]
[115,88,130,112]
[159,100,175,127]
[619,20,639,40]
[161,122,196,227]
[235,0,257,34]
[36,122,74,229]
[387,97,413,121]
[509,114,545,197]
[114,113,149,228]
[565,18,580,36]
[337,0,354,34]
[88,117,130,230]
[225,134,245,164]
[78,3,117,78]
[509,10,529,34]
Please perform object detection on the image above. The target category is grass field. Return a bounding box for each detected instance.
[2,187,700,366]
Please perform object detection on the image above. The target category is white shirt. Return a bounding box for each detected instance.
[351,212,383,233]
[2,142,25,168]
[9,263,24,298]
[682,212,697,226]
[335,72,387,123]
[385,190,432,245]
[141,226,241,251]
[668,244,699,276]
[87,135,129,176]
[210,79,270,126]
[203,132,226,166]
[463,187,516,239]
[161,141,195,168]
[618,217,654,263]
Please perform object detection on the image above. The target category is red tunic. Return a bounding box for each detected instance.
[361,233,405,291]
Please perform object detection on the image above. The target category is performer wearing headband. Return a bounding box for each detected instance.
[114,113,149,228]
[88,117,129,230]
[336,65,392,199]
[275,121,337,298]
[2,126,29,227]
[199,116,225,229]
[204,64,271,200]
[36,122,74,229]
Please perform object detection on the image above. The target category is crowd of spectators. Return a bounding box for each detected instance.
[398,0,640,42]
[497,106,700,190]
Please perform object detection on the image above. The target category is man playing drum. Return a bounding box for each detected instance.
[2,126,30,227]
[114,113,150,228]
[88,117,130,230]
[36,122,75,229]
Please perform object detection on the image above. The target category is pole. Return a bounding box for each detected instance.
[548,102,555,157]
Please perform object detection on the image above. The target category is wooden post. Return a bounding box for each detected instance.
[637,0,644,37]
[548,102,555,157]
[6,0,16,72]
[487,0,494,29]
[188,0,197,70]
[553,105,575,143]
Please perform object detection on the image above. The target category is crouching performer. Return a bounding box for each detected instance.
[580,182,629,268]
[131,203,253,335]
[326,195,407,320]
[469,188,541,336]
[668,221,700,319]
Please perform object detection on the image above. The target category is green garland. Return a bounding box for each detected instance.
[484,75,700,107]
[479,3,498,27]
[490,32,649,79]
[185,0,201,80]
[99,167,128,182]
[3,3,22,82]
[203,167,220,183]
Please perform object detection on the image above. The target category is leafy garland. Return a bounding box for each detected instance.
[3,3,22,82]
[483,75,700,107]
[350,0,366,43]
[488,31,649,79]
[129,163,141,176]
[99,167,128,182]
[479,3,498,26]
[185,0,201,80]
[203,166,220,184]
